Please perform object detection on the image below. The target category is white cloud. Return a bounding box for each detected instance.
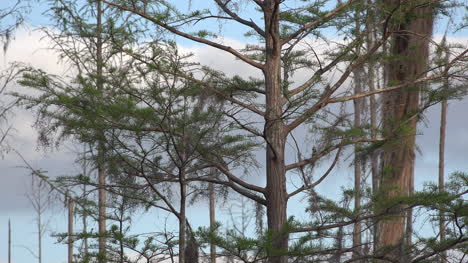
[1,24,467,214]
[1,27,65,74]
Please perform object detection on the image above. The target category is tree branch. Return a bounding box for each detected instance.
[281,0,357,45]
[101,0,264,69]
[287,146,342,199]
[214,0,265,37]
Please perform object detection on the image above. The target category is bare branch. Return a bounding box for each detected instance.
[214,0,265,37]
[287,146,342,199]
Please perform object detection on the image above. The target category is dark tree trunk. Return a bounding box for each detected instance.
[68,198,74,263]
[82,150,89,258]
[439,99,447,262]
[184,235,199,263]
[179,171,187,263]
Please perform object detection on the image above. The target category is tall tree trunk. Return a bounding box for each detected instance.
[8,219,11,263]
[185,235,199,263]
[330,226,344,263]
[352,33,364,261]
[366,0,380,253]
[82,153,89,258]
[98,148,106,261]
[209,182,216,263]
[353,74,363,261]
[96,1,107,262]
[263,2,288,263]
[179,170,187,263]
[38,200,42,263]
[68,198,74,263]
[439,99,447,263]
[119,204,124,263]
[378,1,434,259]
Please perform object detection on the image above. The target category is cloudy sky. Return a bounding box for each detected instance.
[0,1,467,262]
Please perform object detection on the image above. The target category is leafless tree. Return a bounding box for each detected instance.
[26,175,53,263]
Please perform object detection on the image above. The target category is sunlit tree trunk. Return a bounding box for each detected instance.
[263,2,288,262]
[366,7,380,252]
[378,1,434,259]
[209,182,216,263]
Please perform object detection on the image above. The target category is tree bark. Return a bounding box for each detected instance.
[209,182,216,263]
[68,198,74,263]
[263,2,288,263]
[378,1,434,259]
[185,236,199,263]
[439,99,447,263]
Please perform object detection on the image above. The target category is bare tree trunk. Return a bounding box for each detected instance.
[209,182,216,263]
[439,99,447,263]
[366,0,380,253]
[118,202,124,263]
[82,155,89,258]
[378,1,434,260]
[179,170,187,263]
[38,199,42,263]
[263,2,288,263]
[353,10,365,260]
[68,198,74,263]
[98,154,106,263]
[96,1,106,262]
[330,226,344,263]
[8,219,11,263]
[352,47,364,262]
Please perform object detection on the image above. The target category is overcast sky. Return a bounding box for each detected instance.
[0,1,467,262]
